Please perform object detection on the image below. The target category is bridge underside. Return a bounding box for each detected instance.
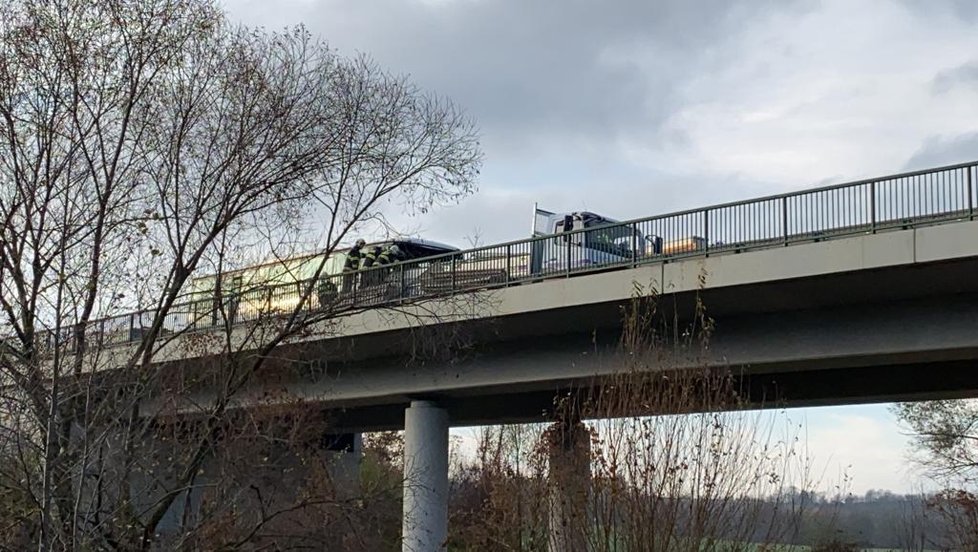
[149,253,978,432]
[319,357,978,431]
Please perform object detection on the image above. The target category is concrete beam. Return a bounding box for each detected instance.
[146,290,978,430]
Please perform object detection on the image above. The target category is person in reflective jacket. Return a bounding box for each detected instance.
[342,238,367,293]
[362,244,403,287]
[358,246,382,287]
[374,244,403,289]
[344,239,367,272]
[374,244,402,266]
[360,245,381,270]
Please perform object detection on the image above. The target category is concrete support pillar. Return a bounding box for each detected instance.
[546,418,591,552]
[322,432,364,498]
[402,400,449,552]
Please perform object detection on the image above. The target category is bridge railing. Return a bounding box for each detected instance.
[23,161,978,352]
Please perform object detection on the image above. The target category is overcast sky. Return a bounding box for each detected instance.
[222,0,977,493]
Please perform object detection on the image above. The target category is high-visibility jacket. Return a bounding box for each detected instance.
[360,247,381,269]
[344,245,364,271]
[376,250,394,265]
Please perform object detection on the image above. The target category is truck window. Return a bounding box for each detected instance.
[583,219,636,257]
[554,215,583,246]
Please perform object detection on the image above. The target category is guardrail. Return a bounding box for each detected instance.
[25,160,978,352]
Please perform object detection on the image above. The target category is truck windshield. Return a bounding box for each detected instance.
[585,220,639,257]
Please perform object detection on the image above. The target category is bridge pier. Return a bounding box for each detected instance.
[546,417,591,552]
[144,430,365,537]
[321,432,364,498]
[402,400,449,552]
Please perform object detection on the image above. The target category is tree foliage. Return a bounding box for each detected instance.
[894,400,978,484]
[893,399,978,549]
[0,0,481,548]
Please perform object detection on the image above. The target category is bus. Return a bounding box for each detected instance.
[184,238,460,327]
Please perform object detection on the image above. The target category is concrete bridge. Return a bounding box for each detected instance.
[142,216,978,429]
[81,161,976,427]
[64,161,978,550]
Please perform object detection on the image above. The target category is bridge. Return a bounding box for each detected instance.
[38,161,978,550]
[71,160,978,421]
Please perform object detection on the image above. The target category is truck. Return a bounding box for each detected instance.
[416,205,705,294]
[530,205,708,262]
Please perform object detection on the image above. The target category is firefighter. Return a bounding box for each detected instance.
[343,239,367,272]
[342,238,367,293]
[364,244,402,290]
[359,246,383,287]
[317,278,338,308]
[374,244,402,266]
[362,244,403,287]
[360,245,381,270]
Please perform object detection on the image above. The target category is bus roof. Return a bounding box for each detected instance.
[191,237,460,282]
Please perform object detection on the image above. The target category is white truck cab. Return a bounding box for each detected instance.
[435,204,697,290]
[531,205,663,273]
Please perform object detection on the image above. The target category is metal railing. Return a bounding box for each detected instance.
[24,160,978,352]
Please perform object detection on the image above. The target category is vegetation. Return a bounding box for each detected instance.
[894,400,978,549]
[0,1,970,550]
[436,289,969,551]
[437,289,817,551]
[0,0,480,548]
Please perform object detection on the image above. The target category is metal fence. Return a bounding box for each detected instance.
[27,160,978,352]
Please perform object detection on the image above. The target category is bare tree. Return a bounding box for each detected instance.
[894,399,978,549]
[447,289,818,551]
[894,400,978,485]
[0,0,481,549]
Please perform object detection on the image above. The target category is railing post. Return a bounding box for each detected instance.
[870,180,877,233]
[566,234,571,276]
[451,254,457,292]
[398,264,405,302]
[351,271,363,306]
[703,209,710,254]
[969,167,974,219]
[505,245,511,284]
[782,197,788,245]
[631,223,638,266]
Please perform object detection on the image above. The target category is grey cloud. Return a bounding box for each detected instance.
[226,0,922,249]
[383,166,790,247]
[900,0,978,22]
[225,0,812,159]
[903,132,978,170]
[932,60,978,94]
